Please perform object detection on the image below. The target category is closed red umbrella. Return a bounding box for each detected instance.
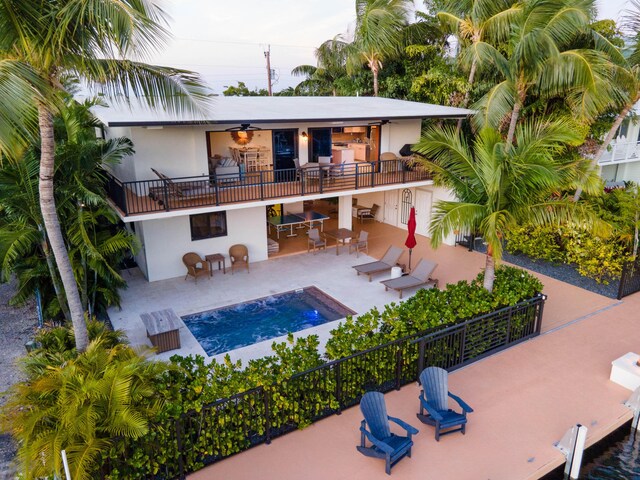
[405,207,417,270]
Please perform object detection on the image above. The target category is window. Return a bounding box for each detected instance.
[190,212,227,241]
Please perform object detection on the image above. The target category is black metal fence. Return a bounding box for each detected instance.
[101,295,545,479]
[105,159,431,216]
[617,257,640,299]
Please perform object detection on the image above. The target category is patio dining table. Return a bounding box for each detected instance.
[324,228,354,256]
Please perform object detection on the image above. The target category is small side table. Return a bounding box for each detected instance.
[140,309,185,353]
[205,253,226,276]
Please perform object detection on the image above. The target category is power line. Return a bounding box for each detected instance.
[172,36,316,50]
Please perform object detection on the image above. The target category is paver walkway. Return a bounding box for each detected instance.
[189,252,637,480]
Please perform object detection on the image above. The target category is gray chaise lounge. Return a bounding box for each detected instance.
[352,246,403,282]
[380,258,438,298]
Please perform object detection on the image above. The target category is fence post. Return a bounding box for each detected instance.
[335,362,343,414]
[300,169,305,196]
[162,182,170,211]
[401,161,406,183]
[370,162,375,188]
[395,347,403,390]
[505,305,513,345]
[617,261,629,300]
[175,416,185,480]
[355,163,359,190]
[259,171,265,201]
[418,340,426,374]
[536,295,546,334]
[263,387,272,445]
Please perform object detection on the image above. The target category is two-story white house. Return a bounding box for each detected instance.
[94,96,472,282]
[599,101,640,184]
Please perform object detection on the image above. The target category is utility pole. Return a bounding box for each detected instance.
[264,44,273,96]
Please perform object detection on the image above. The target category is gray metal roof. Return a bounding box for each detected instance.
[92,96,474,127]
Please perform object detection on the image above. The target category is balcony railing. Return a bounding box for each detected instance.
[598,141,640,165]
[106,159,432,216]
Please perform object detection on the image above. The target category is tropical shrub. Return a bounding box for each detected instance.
[2,326,167,480]
[506,224,630,284]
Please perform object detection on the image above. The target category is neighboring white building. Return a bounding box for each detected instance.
[599,101,640,184]
[94,96,472,282]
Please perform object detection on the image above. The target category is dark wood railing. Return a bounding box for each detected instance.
[105,159,431,216]
[100,294,545,479]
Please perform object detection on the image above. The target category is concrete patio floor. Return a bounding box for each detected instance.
[110,219,636,479]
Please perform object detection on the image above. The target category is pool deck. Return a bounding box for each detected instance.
[111,220,639,479]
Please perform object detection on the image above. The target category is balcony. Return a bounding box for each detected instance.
[598,140,640,165]
[106,159,432,216]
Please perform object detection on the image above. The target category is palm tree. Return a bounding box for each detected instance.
[0,0,209,351]
[574,0,640,201]
[473,0,619,147]
[414,119,604,291]
[349,0,412,96]
[292,36,349,96]
[437,0,521,129]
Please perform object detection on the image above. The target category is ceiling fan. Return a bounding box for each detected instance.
[224,123,263,132]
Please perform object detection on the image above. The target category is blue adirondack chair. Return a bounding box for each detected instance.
[417,366,473,441]
[357,391,419,475]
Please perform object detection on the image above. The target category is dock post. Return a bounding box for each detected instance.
[554,424,588,479]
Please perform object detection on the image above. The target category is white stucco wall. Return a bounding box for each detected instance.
[139,206,268,281]
[381,120,421,156]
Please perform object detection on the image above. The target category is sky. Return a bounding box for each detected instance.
[149,0,633,95]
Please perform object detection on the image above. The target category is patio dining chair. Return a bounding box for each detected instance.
[307,228,326,254]
[349,230,369,257]
[357,391,419,475]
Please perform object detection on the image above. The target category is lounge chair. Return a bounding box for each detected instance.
[182,252,210,283]
[380,258,438,299]
[148,168,214,205]
[307,228,326,254]
[357,391,419,475]
[358,203,379,223]
[229,244,250,274]
[417,366,473,441]
[352,246,403,282]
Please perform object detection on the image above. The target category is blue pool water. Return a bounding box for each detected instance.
[182,286,355,356]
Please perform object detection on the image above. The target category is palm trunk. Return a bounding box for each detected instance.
[457,58,477,132]
[573,96,639,202]
[483,247,495,293]
[38,103,89,351]
[371,64,379,97]
[505,98,522,148]
[39,232,71,321]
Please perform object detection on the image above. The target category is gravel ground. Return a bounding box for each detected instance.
[0,280,39,479]
[472,242,620,298]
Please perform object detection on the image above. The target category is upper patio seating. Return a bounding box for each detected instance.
[357,391,419,475]
[349,230,369,257]
[358,203,379,223]
[380,258,438,299]
[182,252,210,283]
[307,228,327,254]
[229,244,250,274]
[417,366,473,441]
[148,168,214,205]
[352,245,403,282]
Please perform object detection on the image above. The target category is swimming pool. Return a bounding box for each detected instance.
[182,286,356,356]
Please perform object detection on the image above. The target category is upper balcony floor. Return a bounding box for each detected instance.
[106,159,432,217]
